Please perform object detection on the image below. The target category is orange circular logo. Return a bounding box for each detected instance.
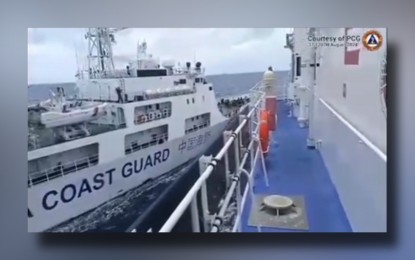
[362,30,383,51]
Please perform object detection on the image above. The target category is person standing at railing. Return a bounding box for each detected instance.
[115,87,124,103]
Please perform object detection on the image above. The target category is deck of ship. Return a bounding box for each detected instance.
[240,101,352,232]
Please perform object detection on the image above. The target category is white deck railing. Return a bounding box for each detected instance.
[129,81,270,233]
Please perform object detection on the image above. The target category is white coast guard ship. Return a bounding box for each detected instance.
[27,28,237,232]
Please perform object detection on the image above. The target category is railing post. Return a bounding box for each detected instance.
[258,137,269,187]
[223,131,232,188]
[252,98,269,187]
[157,84,266,233]
[254,105,260,179]
[190,196,200,232]
[248,107,255,189]
[233,132,242,232]
[238,114,245,149]
[239,113,250,190]
[198,155,212,232]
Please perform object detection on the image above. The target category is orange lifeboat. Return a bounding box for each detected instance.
[260,110,270,156]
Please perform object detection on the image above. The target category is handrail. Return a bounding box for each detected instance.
[319,98,387,162]
[127,132,168,154]
[232,144,263,232]
[210,139,255,232]
[157,81,265,233]
[158,120,246,232]
[28,122,126,152]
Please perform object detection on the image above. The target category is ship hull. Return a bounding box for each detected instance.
[28,119,229,232]
[126,105,248,232]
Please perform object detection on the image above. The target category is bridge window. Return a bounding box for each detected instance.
[136,69,167,77]
[134,101,172,125]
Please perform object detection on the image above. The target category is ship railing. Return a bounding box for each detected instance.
[144,80,268,233]
[28,122,126,152]
[185,122,210,134]
[28,154,99,187]
[125,132,169,155]
[73,86,194,104]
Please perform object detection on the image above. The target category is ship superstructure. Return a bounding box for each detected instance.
[27,28,236,232]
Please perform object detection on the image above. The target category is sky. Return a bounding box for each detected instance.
[28,28,292,84]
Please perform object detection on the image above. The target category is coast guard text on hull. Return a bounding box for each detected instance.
[42,149,170,210]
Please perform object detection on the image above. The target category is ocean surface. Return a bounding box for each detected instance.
[28,71,289,232]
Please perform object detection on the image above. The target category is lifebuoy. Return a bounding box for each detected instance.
[260,110,270,156]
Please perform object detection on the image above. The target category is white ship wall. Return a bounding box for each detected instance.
[310,28,387,232]
[314,99,386,232]
[316,28,386,153]
[276,76,290,101]
[28,121,227,232]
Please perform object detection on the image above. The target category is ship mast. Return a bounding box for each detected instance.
[84,27,128,79]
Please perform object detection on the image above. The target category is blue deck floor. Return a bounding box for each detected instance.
[241,102,352,232]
